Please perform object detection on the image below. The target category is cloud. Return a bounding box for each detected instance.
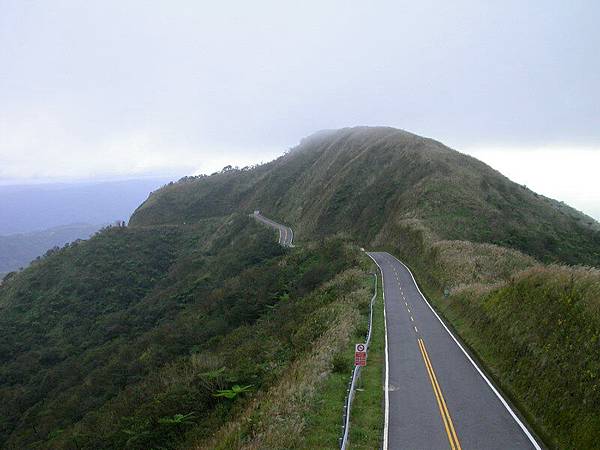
[0,107,282,181]
[463,145,600,221]
[0,1,598,218]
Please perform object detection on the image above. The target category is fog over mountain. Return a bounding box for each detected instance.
[1,1,598,219]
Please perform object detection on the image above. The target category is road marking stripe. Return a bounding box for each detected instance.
[410,316,414,321]
[418,339,456,450]
[420,338,463,450]
[414,326,418,332]
[388,254,542,450]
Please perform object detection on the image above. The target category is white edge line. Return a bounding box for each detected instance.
[387,253,542,450]
[366,252,389,450]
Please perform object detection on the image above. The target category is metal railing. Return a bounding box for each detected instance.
[340,272,378,449]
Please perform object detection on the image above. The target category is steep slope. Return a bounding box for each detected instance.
[131,127,600,267]
[0,215,367,449]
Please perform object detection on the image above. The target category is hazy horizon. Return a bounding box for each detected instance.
[2,140,599,223]
[0,177,171,235]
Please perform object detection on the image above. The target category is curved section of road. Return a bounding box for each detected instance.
[251,211,294,246]
[368,251,542,450]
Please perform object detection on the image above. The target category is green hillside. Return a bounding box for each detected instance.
[2,126,599,449]
[131,127,600,267]
[129,126,600,449]
[0,216,369,449]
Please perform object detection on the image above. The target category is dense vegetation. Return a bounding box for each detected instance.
[196,265,373,449]
[129,126,600,449]
[0,215,368,449]
[439,266,600,450]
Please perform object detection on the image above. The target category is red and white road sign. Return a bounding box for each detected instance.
[355,343,367,366]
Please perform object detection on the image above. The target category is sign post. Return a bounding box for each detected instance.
[354,343,367,366]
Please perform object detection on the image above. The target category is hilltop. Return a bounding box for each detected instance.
[131,127,600,267]
[128,127,600,449]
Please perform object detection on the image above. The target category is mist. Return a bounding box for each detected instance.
[1,0,598,218]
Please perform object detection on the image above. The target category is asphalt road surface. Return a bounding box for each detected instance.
[368,251,542,450]
[251,211,294,246]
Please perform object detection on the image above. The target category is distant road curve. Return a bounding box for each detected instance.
[251,211,294,247]
[367,251,542,450]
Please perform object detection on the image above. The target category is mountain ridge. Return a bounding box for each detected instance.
[131,126,600,267]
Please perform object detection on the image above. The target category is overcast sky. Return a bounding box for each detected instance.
[1,1,599,219]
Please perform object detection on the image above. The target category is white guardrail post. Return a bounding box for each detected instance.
[340,272,378,449]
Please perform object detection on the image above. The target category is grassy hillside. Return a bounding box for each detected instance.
[372,216,600,449]
[439,265,600,450]
[131,127,600,267]
[0,215,369,449]
[129,126,600,449]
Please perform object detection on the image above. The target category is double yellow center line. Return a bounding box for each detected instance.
[418,338,463,450]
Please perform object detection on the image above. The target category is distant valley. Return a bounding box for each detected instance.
[0,223,102,277]
[0,178,172,235]
[0,178,173,278]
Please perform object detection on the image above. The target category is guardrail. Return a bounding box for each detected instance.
[339,272,378,449]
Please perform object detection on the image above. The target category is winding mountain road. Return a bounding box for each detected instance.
[251,212,541,449]
[251,210,294,246]
[368,251,542,450]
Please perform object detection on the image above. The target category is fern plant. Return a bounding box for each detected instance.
[158,412,196,425]
[213,384,253,399]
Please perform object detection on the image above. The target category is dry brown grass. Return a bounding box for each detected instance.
[433,239,537,289]
[375,216,537,291]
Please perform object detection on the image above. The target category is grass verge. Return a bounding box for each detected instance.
[299,271,378,449]
[347,269,384,449]
[300,260,384,450]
